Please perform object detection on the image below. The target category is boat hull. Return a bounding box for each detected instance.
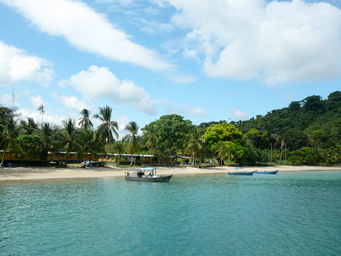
[125,175,172,182]
[227,172,254,175]
[255,170,278,174]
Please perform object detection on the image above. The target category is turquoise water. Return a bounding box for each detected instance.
[1,171,341,255]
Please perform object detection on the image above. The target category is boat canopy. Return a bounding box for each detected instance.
[138,167,155,171]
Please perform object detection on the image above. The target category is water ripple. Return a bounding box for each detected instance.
[0,172,341,255]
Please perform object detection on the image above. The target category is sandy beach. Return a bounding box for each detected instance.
[0,165,340,182]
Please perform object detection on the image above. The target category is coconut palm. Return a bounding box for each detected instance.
[0,116,22,167]
[78,109,93,130]
[93,106,118,144]
[216,142,225,166]
[142,124,158,163]
[56,119,81,167]
[112,141,126,167]
[39,122,57,165]
[122,121,140,166]
[20,117,38,135]
[78,129,103,168]
[184,128,203,165]
[154,140,171,166]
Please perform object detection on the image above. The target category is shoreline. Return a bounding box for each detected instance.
[0,165,340,182]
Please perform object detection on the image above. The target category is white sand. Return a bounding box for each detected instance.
[0,165,340,182]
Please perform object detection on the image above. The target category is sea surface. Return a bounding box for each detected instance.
[1,171,341,255]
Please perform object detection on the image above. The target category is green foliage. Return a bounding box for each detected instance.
[243,128,270,149]
[93,106,118,144]
[141,114,194,153]
[78,129,103,167]
[123,121,141,165]
[203,123,243,152]
[16,135,43,162]
[234,91,341,150]
[0,115,22,167]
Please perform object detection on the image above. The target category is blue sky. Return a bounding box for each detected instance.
[0,0,340,138]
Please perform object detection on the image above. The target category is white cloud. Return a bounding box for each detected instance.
[0,41,53,86]
[16,107,67,126]
[165,104,209,118]
[30,94,50,108]
[169,74,196,83]
[0,94,17,107]
[165,0,341,85]
[137,17,175,35]
[231,109,249,121]
[52,93,91,112]
[183,105,208,117]
[1,0,174,72]
[60,65,157,115]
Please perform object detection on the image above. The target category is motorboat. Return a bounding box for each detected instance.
[125,167,172,182]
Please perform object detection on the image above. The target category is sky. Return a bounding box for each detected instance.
[0,0,341,138]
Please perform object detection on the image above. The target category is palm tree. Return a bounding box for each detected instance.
[78,109,93,130]
[122,121,140,166]
[142,124,158,164]
[0,116,22,167]
[184,128,203,165]
[216,142,227,166]
[154,141,171,166]
[39,122,57,165]
[56,119,80,167]
[112,141,126,167]
[20,117,38,135]
[78,129,103,168]
[93,106,118,144]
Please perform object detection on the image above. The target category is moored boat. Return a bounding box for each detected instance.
[255,170,278,174]
[125,167,172,182]
[227,171,255,175]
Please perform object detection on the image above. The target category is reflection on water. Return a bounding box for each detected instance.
[0,172,341,255]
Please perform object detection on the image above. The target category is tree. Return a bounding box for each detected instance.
[110,141,126,167]
[56,119,80,167]
[243,128,270,150]
[203,122,243,152]
[184,128,203,165]
[141,114,194,153]
[78,129,103,168]
[16,135,43,165]
[20,117,38,135]
[39,122,57,165]
[78,109,93,130]
[0,116,22,167]
[93,106,118,144]
[122,121,140,166]
[142,124,158,158]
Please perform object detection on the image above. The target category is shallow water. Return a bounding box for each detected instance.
[1,171,341,255]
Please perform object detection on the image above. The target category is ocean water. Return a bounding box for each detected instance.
[0,171,341,255]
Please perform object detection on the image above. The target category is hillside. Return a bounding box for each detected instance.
[231,91,341,150]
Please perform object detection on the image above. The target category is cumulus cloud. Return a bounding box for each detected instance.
[1,0,174,72]
[30,94,50,108]
[165,104,209,118]
[60,65,157,115]
[183,105,208,117]
[52,93,91,112]
[0,41,53,86]
[164,0,341,85]
[16,107,67,126]
[231,109,249,121]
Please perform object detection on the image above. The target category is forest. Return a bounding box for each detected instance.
[1,91,341,167]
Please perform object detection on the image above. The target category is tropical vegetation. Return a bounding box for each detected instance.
[0,91,341,167]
